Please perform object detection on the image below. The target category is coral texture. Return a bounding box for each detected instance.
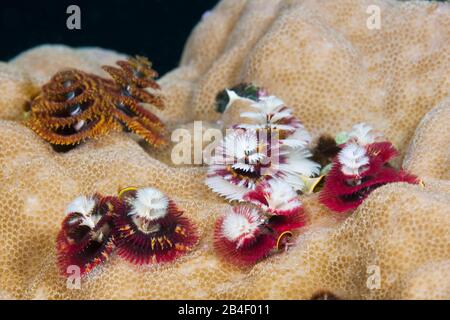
[0,0,449,300]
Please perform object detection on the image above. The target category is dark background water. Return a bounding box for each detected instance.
[0,0,220,76]
[0,0,443,76]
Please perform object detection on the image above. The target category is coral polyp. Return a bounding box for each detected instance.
[56,194,121,276]
[113,187,198,265]
[26,56,166,147]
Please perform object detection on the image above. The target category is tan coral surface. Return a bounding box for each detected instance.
[0,0,449,300]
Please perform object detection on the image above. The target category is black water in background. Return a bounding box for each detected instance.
[0,0,220,76]
[0,0,444,76]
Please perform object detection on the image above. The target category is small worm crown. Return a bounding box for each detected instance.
[347,123,382,146]
[338,143,370,177]
[239,95,305,135]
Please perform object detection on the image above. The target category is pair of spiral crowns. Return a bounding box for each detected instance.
[319,123,419,212]
[26,55,166,147]
[57,187,197,277]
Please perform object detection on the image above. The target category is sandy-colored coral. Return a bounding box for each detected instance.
[0,0,449,300]
[0,63,38,120]
[403,96,450,180]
